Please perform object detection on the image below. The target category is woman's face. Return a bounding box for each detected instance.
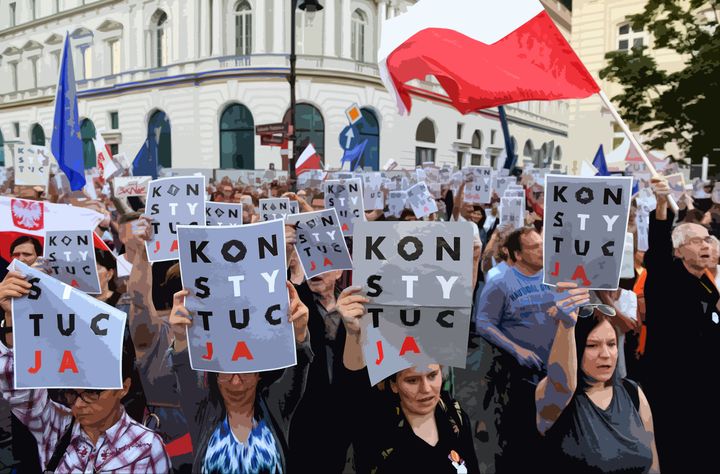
[581,320,618,384]
[390,364,442,417]
[218,373,260,405]
[96,264,114,294]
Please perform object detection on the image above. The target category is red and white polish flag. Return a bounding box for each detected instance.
[295,143,323,175]
[378,0,599,115]
[93,133,120,182]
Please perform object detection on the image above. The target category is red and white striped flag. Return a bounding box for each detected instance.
[93,132,120,181]
[378,0,599,115]
[296,143,323,175]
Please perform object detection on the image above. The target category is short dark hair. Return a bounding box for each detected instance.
[10,236,42,256]
[504,227,537,263]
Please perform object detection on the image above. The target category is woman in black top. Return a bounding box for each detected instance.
[535,283,659,473]
[337,287,480,474]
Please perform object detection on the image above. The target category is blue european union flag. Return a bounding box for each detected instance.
[131,138,158,179]
[51,33,86,191]
[341,139,368,171]
[592,144,610,177]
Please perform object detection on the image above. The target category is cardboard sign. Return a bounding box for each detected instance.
[499,197,525,229]
[494,175,515,196]
[352,222,474,385]
[665,173,685,202]
[206,202,244,226]
[43,230,101,294]
[113,176,152,198]
[362,173,385,210]
[177,221,295,373]
[323,178,365,235]
[387,191,408,218]
[145,176,205,262]
[620,232,635,279]
[10,261,126,389]
[259,198,299,221]
[544,175,633,289]
[14,145,51,187]
[463,167,493,204]
[635,189,656,252]
[285,209,352,279]
[406,182,438,219]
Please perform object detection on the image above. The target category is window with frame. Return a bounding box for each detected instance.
[110,111,119,129]
[9,3,16,27]
[351,9,367,62]
[617,22,645,51]
[235,1,252,56]
[152,10,168,67]
[109,40,121,74]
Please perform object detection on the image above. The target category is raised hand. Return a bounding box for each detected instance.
[337,286,369,336]
[169,289,192,352]
[287,282,309,343]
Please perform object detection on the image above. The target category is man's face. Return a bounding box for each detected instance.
[65,379,129,427]
[517,231,543,271]
[12,242,38,266]
[307,271,341,296]
[676,224,712,269]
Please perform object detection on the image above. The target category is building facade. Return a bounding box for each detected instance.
[1,0,572,172]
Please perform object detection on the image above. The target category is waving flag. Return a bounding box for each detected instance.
[592,144,610,177]
[132,138,158,179]
[296,143,323,175]
[378,0,599,114]
[51,33,86,190]
[341,139,368,171]
[93,132,120,181]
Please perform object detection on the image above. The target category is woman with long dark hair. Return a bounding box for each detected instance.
[535,283,659,473]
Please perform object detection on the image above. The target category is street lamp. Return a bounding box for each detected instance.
[288,0,323,189]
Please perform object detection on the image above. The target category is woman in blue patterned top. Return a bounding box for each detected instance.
[169,282,312,473]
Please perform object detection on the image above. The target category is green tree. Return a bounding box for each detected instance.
[599,0,719,167]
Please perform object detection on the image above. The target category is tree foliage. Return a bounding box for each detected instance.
[599,0,719,165]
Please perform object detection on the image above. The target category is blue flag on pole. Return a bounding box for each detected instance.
[131,138,159,179]
[341,139,368,171]
[51,33,86,191]
[592,144,610,177]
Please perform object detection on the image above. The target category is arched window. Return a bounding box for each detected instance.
[0,129,5,166]
[357,108,380,170]
[148,110,172,168]
[235,1,252,56]
[30,124,45,146]
[415,118,436,165]
[351,9,367,62]
[220,103,255,169]
[554,145,563,169]
[286,104,325,163]
[523,139,534,158]
[471,130,483,165]
[80,118,97,168]
[151,10,168,67]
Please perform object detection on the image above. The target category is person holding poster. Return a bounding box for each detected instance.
[0,270,170,473]
[168,282,311,473]
[335,286,481,474]
[535,283,658,473]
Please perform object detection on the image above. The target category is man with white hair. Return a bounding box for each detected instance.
[705,235,720,289]
[643,176,720,473]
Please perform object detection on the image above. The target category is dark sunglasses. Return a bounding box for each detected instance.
[578,304,617,319]
[61,389,104,406]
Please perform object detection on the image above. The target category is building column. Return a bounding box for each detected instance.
[133,5,145,68]
[272,0,284,53]
[376,0,387,61]
[340,0,351,59]
[323,0,336,57]
[255,0,266,53]
[200,0,210,56]
[211,0,222,56]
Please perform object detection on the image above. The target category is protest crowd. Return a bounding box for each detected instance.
[0,153,718,474]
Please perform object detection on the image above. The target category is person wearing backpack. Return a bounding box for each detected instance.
[535,283,659,473]
[337,286,480,474]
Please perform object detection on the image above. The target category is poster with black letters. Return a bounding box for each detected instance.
[323,178,365,236]
[406,182,438,219]
[177,221,295,373]
[43,230,101,294]
[387,190,408,218]
[543,175,633,289]
[10,260,127,389]
[352,221,474,385]
[285,209,352,279]
[206,202,244,226]
[145,176,205,262]
[493,175,515,197]
[259,198,298,221]
[14,144,52,188]
[463,166,493,204]
[499,197,524,229]
[362,173,385,210]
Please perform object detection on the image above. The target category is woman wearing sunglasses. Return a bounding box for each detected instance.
[535,283,659,473]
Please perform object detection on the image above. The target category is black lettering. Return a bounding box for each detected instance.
[366,275,383,297]
[437,310,454,328]
[230,309,249,330]
[190,240,211,263]
[369,307,383,328]
[259,235,278,259]
[152,186,161,198]
[29,313,43,336]
[56,314,75,336]
[398,237,423,261]
[604,187,622,206]
[91,314,109,336]
[602,241,614,256]
[576,187,593,205]
[553,236,563,253]
[77,234,88,246]
[198,311,213,331]
[553,211,564,227]
[574,240,590,256]
[265,304,282,325]
[195,277,211,298]
[553,185,567,203]
[400,309,420,326]
[28,278,41,300]
[221,240,247,262]
[187,183,200,196]
[366,236,386,260]
[436,237,460,261]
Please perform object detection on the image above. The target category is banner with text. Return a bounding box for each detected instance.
[285,209,352,279]
[323,178,365,236]
[43,230,101,294]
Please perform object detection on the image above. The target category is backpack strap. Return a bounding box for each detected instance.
[44,419,75,473]
[622,378,641,412]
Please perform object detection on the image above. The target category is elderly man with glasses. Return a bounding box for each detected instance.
[641,176,720,473]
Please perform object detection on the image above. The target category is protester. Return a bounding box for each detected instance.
[169,282,311,472]
[9,236,42,266]
[536,283,659,473]
[337,286,481,474]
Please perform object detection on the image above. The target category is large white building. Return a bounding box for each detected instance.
[0,0,573,173]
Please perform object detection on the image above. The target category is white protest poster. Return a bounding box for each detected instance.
[259,198,298,221]
[206,202,244,226]
[10,260,126,389]
[620,232,635,279]
[352,221,474,385]
[177,221,295,373]
[14,145,51,187]
[43,230,101,294]
[499,197,524,229]
[463,167,493,204]
[543,175,633,289]
[145,176,205,262]
[285,209,352,279]
[362,173,385,210]
[406,182,438,219]
[666,173,685,202]
[323,178,365,235]
[387,191,408,218]
[113,176,152,198]
[634,189,656,252]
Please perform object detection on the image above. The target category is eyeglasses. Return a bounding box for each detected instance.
[62,389,104,406]
[217,373,250,383]
[685,236,714,246]
[578,304,617,319]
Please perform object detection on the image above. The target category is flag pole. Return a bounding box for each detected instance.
[598,91,679,213]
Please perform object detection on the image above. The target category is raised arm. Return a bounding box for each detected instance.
[452,181,466,222]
